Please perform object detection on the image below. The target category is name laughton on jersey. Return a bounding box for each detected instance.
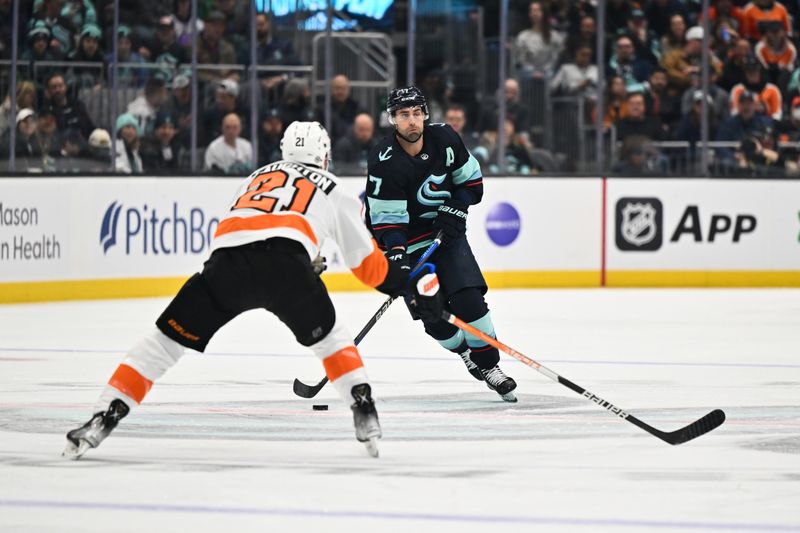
[260,162,338,195]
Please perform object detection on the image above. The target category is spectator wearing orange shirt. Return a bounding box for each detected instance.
[741,0,791,41]
[729,58,783,119]
[704,0,746,35]
[754,20,797,78]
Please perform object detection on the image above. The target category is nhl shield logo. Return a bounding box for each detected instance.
[615,197,663,251]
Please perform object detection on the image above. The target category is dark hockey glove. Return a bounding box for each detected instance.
[433,198,468,241]
[406,263,444,323]
[311,254,327,275]
[385,247,410,273]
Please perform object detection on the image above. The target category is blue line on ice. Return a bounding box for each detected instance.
[1,347,799,369]
[0,499,798,531]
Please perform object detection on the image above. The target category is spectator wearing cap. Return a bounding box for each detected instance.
[28,0,77,56]
[729,58,783,119]
[607,34,654,94]
[165,73,194,149]
[201,78,248,145]
[0,109,36,159]
[754,21,797,81]
[204,113,252,175]
[140,15,188,74]
[141,110,183,172]
[624,8,661,69]
[615,91,667,143]
[611,136,666,176]
[114,112,143,174]
[719,38,753,91]
[514,1,565,78]
[674,90,720,155]
[257,108,283,166]
[60,0,99,33]
[662,26,723,95]
[68,23,107,88]
[248,13,301,92]
[679,68,729,123]
[108,25,148,88]
[20,23,64,85]
[644,0,690,39]
[197,10,237,82]
[716,89,774,160]
[43,72,95,139]
[0,81,36,137]
[127,77,169,136]
[741,0,790,42]
[333,113,378,174]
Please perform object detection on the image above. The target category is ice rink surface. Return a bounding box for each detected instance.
[0,288,798,532]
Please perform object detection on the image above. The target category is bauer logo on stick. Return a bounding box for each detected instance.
[616,197,663,252]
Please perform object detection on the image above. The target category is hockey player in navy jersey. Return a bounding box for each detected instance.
[365,87,517,402]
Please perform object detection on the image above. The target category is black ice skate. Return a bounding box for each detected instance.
[459,349,484,381]
[350,383,381,458]
[62,399,130,460]
[480,366,518,403]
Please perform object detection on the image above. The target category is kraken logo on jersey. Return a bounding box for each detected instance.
[417,174,451,217]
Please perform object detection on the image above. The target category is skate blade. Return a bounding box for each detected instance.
[363,436,379,458]
[500,392,518,403]
[62,439,92,460]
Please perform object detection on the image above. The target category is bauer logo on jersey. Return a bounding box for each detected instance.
[100,201,219,256]
[616,197,663,252]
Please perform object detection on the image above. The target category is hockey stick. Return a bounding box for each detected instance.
[444,312,726,445]
[292,231,445,399]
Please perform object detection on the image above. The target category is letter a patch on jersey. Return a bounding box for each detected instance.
[446,147,455,167]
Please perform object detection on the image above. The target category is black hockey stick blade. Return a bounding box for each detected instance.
[632,408,726,446]
[293,376,328,399]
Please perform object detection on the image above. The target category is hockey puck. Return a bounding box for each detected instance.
[312,404,329,411]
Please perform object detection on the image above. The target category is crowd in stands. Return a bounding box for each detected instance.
[1,0,800,177]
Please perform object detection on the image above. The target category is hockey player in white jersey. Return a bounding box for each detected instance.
[63,122,443,459]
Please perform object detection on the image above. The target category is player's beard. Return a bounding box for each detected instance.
[396,128,422,143]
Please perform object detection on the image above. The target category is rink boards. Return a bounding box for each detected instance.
[0,176,799,302]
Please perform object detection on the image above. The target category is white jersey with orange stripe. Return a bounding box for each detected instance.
[211,160,391,289]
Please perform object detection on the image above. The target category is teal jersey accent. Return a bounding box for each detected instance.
[452,153,482,186]
[367,197,409,226]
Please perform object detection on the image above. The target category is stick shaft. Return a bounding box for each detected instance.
[293,232,443,398]
[443,312,725,445]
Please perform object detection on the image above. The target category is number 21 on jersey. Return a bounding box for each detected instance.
[233,170,316,214]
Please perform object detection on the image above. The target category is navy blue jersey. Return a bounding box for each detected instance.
[365,123,483,253]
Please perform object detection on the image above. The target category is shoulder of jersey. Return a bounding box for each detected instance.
[426,122,460,143]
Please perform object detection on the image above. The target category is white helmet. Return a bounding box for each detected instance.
[280,121,331,168]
